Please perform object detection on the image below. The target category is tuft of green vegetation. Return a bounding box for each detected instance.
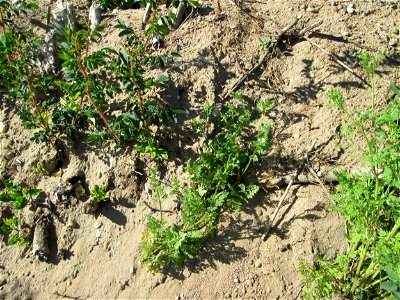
[300,52,400,299]
[91,184,109,203]
[0,180,41,247]
[141,94,272,272]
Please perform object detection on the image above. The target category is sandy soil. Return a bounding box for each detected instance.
[0,0,399,299]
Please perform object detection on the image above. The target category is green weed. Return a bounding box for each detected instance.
[141,94,272,272]
[300,52,400,299]
[0,180,41,246]
[91,184,109,203]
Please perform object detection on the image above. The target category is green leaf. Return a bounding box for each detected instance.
[390,81,400,96]
[8,234,20,246]
[0,193,15,202]
[14,194,27,209]
[154,74,169,84]
[380,281,398,293]
[24,188,41,197]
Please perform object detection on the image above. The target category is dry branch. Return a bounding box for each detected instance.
[263,165,378,188]
[262,139,317,240]
[303,36,369,86]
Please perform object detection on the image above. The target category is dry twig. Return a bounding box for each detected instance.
[262,139,317,240]
[303,36,369,86]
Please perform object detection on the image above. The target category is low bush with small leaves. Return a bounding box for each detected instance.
[141,94,272,272]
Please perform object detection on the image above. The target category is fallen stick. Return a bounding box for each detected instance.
[222,14,302,100]
[304,36,369,86]
[265,168,338,187]
[263,165,378,188]
[307,165,332,198]
[262,139,317,240]
[143,201,174,214]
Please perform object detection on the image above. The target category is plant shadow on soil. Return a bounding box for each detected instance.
[161,182,328,280]
[163,197,265,280]
[267,186,325,240]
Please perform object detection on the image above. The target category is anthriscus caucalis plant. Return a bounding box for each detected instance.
[300,52,400,299]
[141,94,272,272]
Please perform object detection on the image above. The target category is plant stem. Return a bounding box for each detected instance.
[354,220,400,292]
[78,61,120,142]
[365,275,389,290]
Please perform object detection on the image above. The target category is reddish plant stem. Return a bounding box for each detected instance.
[78,60,120,142]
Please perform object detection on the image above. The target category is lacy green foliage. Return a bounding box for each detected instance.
[91,184,109,203]
[301,52,400,299]
[0,180,41,247]
[141,95,272,272]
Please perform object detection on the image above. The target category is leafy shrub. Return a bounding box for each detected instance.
[1,0,184,158]
[141,95,272,272]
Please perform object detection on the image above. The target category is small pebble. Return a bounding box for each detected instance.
[0,122,8,134]
[234,277,240,284]
[67,217,78,229]
[94,221,102,229]
[281,243,292,252]
[254,260,262,268]
[341,31,350,38]
[0,275,6,286]
[388,38,398,47]
[306,6,318,13]
[346,4,355,14]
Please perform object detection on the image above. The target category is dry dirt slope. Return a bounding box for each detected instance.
[0,0,399,299]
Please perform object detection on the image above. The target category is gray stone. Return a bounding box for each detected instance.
[346,4,355,14]
[0,122,8,134]
[89,1,102,32]
[388,38,398,47]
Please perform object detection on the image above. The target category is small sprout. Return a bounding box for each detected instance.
[35,163,50,176]
[328,88,346,112]
[1,217,31,247]
[0,180,42,210]
[91,184,109,203]
[259,37,272,48]
[256,99,272,115]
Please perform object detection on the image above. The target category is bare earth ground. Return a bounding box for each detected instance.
[0,0,400,299]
